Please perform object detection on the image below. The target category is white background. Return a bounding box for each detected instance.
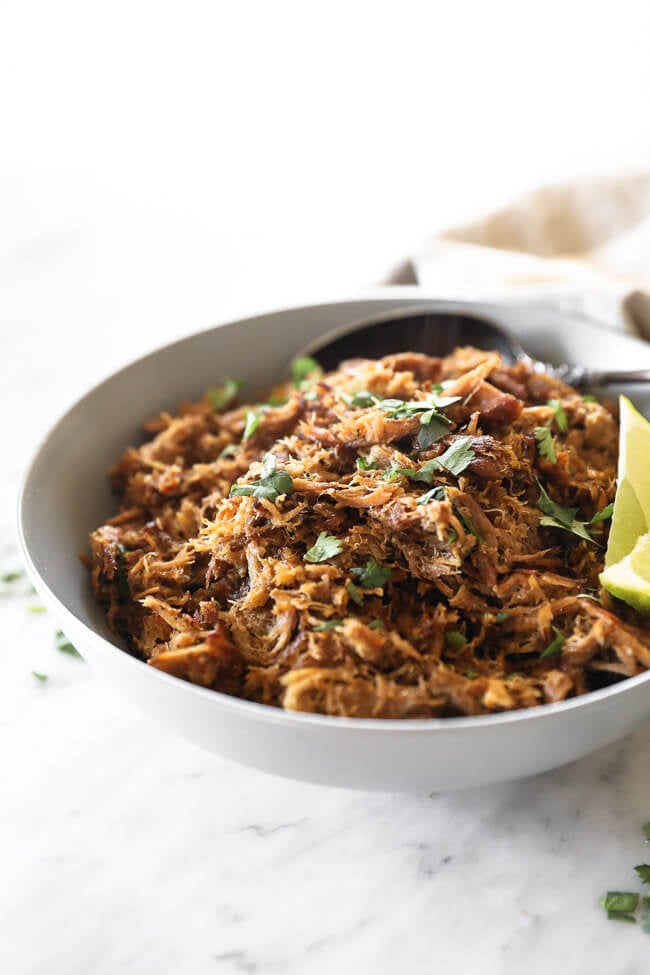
[4,0,650,344]
[4,3,650,973]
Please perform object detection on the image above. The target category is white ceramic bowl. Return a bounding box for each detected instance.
[17,295,650,791]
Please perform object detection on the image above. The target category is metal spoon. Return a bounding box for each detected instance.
[295,305,650,388]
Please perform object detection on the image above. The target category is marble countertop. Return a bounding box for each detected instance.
[3,177,650,975]
[5,579,650,975]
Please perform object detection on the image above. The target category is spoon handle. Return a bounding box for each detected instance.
[558,366,650,387]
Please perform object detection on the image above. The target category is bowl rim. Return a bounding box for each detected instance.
[16,292,650,734]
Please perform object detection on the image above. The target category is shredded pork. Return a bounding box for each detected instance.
[87,347,650,718]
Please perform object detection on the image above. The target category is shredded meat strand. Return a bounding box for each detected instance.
[87,347,649,719]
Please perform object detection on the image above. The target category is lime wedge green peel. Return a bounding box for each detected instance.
[600,396,650,612]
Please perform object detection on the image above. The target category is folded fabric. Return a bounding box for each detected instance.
[386,172,650,340]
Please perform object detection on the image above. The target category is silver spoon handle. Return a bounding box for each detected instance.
[557,365,650,387]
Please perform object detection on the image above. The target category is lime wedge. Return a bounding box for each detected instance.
[600,396,650,611]
[600,532,650,614]
[604,397,650,567]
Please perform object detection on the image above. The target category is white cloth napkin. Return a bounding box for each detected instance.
[386,172,650,340]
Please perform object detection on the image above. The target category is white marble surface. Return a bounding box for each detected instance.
[4,590,650,975]
[5,7,650,969]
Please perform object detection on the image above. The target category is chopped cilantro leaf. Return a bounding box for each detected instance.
[55,630,81,657]
[600,892,640,913]
[351,557,392,590]
[583,393,597,403]
[314,619,343,631]
[230,453,293,503]
[414,437,476,481]
[540,625,564,659]
[536,478,594,543]
[31,671,48,682]
[439,439,476,476]
[414,458,445,484]
[536,480,577,523]
[420,408,442,425]
[344,390,378,408]
[368,620,385,630]
[464,669,479,679]
[356,455,380,471]
[534,426,557,463]
[346,581,364,605]
[415,414,450,450]
[590,502,614,524]
[417,486,447,506]
[378,392,460,420]
[495,611,509,622]
[547,398,568,433]
[444,630,468,650]
[635,865,650,884]
[607,910,637,923]
[538,513,593,543]
[304,532,343,564]
[292,356,323,389]
[1,570,24,583]
[644,822,650,842]
[242,406,268,440]
[383,463,417,482]
[376,397,408,414]
[206,377,241,411]
[455,507,483,543]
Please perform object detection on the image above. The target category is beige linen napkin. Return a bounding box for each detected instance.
[387,172,650,340]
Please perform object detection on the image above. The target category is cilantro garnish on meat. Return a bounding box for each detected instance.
[88,347,631,719]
